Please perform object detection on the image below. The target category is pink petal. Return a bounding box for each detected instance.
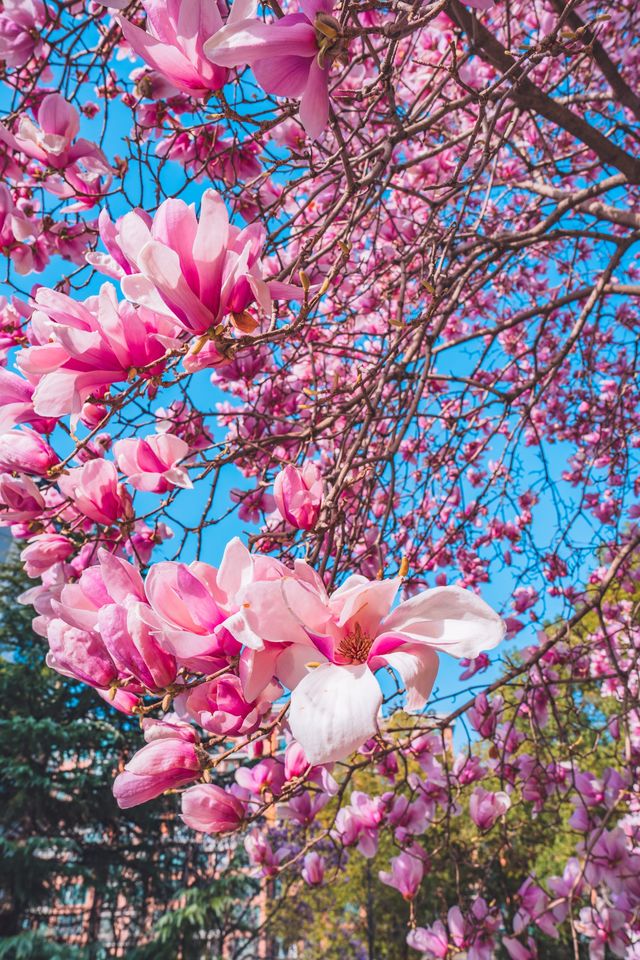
[192,188,229,316]
[252,53,311,97]
[299,59,330,139]
[204,18,317,68]
[239,644,281,700]
[135,240,214,332]
[117,16,208,93]
[299,0,334,20]
[332,575,400,635]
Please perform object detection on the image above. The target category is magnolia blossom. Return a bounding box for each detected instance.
[205,0,348,139]
[57,459,132,526]
[117,0,255,96]
[181,674,280,735]
[0,427,59,475]
[113,718,203,808]
[91,190,300,336]
[17,283,177,418]
[0,94,112,207]
[273,462,323,530]
[379,846,427,900]
[0,473,45,523]
[46,618,119,689]
[469,787,511,830]
[0,94,95,169]
[181,783,246,833]
[0,368,53,434]
[224,540,505,764]
[407,921,449,959]
[49,548,176,691]
[301,851,325,886]
[0,184,36,275]
[113,433,192,493]
[0,0,48,68]
[143,556,232,660]
[20,534,74,577]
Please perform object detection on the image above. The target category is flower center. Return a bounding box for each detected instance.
[314,13,348,69]
[336,623,373,664]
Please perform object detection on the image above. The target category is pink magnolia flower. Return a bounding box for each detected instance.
[113,718,202,808]
[386,794,431,838]
[301,851,325,886]
[0,368,56,434]
[379,846,427,900]
[279,789,330,825]
[244,828,280,875]
[575,906,628,960]
[182,673,279,735]
[51,549,176,690]
[0,426,59,475]
[407,921,449,958]
[273,462,323,530]
[125,518,173,564]
[332,791,384,857]
[57,459,132,526]
[181,783,246,833]
[46,619,118,689]
[113,433,192,493]
[0,473,45,523]
[0,0,48,68]
[0,94,112,208]
[0,185,37,275]
[117,0,254,97]
[98,601,178,691]
[503,936,538,960]
[18,283,177,418]
[97,189,300,335]
[235,758,285,798]
[144,557,230,659]
[0,94,93,169]
[205,0,348,139]
[20,534,74,577]
[227,548,504,763]
[284,740,311,780]
[54,548,145,632]
[469,787,511,830]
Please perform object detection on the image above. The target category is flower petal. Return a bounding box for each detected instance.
[299,59,330,139]
[378,585,505,659]
[381,644,439,712]
[289,662,382,764]
[204,18,317,67]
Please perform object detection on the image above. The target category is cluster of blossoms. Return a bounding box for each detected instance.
[0,0,640,954]
[243,592,640,957]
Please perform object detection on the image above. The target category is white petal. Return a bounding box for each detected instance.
[289,663,382,765]
[379,586,505,659]
[276,643,326,690]
[382,644,439,712]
